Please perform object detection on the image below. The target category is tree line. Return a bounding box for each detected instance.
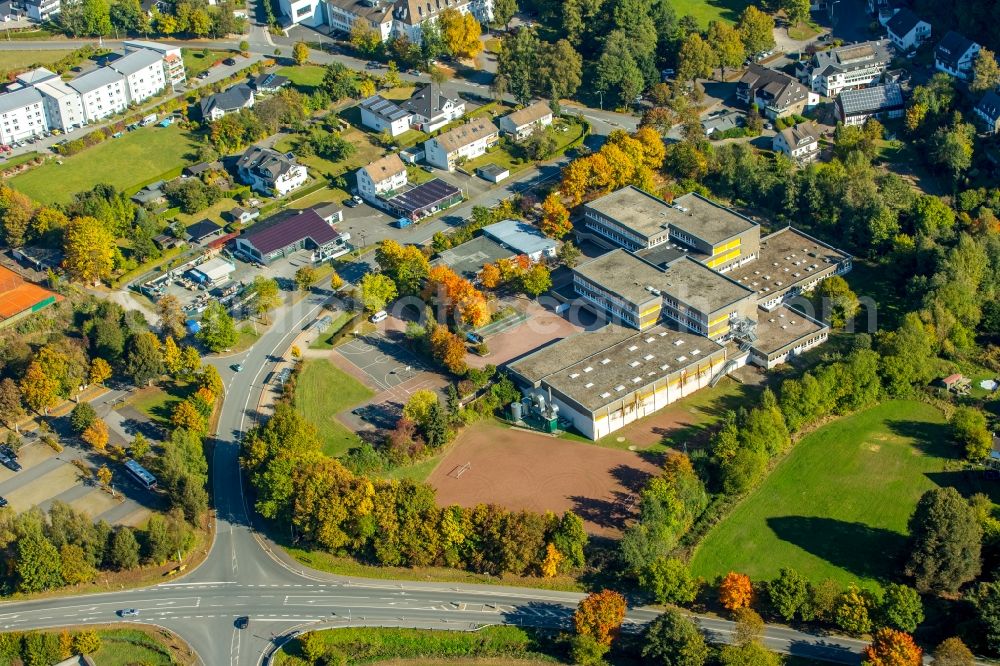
[240,403,587,577]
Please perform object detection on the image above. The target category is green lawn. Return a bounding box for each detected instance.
[127,381,195,427]
[90,628,179,665]
[308,311,354,349]
[275,626,557,666]
[463,119,586,176]
[182,48,234,79]
[689,400,999,586]
[0,49,75,72]
[0,151,41,170]
[293,358,374,457]
[174,196,241,228]
[11,124,200,205]
[274,127,383,179]
[666,0,750,26]
[276,64,326,93]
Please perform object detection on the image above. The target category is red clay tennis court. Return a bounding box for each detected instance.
[0,266,57,322]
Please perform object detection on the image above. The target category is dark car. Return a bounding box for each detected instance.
[0,454,20,472]
[235,616,250,629]
[223,57,237,66]
[344,197,360,208]
[197,71,211,80]
[0,446,16,459]
[0,497,7,507]
[366,61,382,70]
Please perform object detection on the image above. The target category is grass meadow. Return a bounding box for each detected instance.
[293,358,373,457]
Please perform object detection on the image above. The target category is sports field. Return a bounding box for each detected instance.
[10,124,200,205]
[689,400,996,586]
[667,0,750,26]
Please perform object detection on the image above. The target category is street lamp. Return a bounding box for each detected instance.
[596,90,604,111]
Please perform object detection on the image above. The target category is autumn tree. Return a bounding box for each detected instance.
[360,272,398,312]
[574,589,627,646]
[0,378,24,430]
[541,543,562,577]
[0,184,37,248]
[82,419,109,452]
[678,32,716,85]
[88,357,112,387]
[172,399,206,433]
[737,6,775,58]
[156,294,187,339]
[424,265,489,328]
[197,302,239,352]
[540,193,572,238]
[20,361,59,412]
[971,49,1000,94]
[97,464,113,488]
[429,325,467,375]
[375,239,430,294]
[250,276,281,323]
[520,263,552,297]
[330,271,344,291]
[864,628,922,666]
[719,571,754,610]
[293,41,309,65]
[72,630,102,655]
[63,216,116,285]
[932,637,974,666]
[294,265,318,291]
[439,7,483,58]
[350,20,381,56]
[707,20,745,78]
[906,487,982,593]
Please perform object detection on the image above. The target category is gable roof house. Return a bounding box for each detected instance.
[399,84,466,132]
[359,95,413,137]
[798,40,892,97]
[356,153,408,203]
[236,146,309,196]
[886,8,931,51]
[497,100,553,140]
[423,117,499,171]
[737,64,814,120]
[200,84,255,122]
[836,82,905,126]
[935,31,981,80]
[234,209,349,264]
[974,91,1000,135]
[772,123,821,162]
[249,72,289,94]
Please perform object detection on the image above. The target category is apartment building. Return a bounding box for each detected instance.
[34,78,86,132]
[423,117,498,170]
[24,0,60,21]
[68,68,129,122]
[110,49,167,104]
[356,153,408,202]
[798,40,892,96]
[0,88,47,145]
[291,0,492,42]
[123,40,186,87]
[325,0,395,39]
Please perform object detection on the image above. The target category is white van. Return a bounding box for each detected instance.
[370,310,388,323]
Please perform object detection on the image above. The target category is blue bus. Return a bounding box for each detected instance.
[124,459,157,490]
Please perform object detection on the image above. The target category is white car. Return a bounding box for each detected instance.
[370,310,388,323]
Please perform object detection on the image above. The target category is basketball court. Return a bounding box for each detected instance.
[336,331,430,393]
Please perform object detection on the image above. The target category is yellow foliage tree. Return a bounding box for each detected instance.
[88,357,112,386]
[719,571,754,610]
[541,543,562,577]
[97,464,113,487]
[440,7,483,58]
[540,193,572,238]
[63,216,116,285]
[82,420,109,452]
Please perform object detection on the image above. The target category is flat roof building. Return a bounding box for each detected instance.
[750,304,829,369]
[482,219,556,262]
[507,323,728,440]
[436,235,515,281]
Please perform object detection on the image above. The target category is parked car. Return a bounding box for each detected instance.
[407,69,420,76]
[366,61,382,70]
[0,497,7,508]
[370,310,388,323]
[344,197,360,208]
[197,71,211,80]
[223,57,237,66]
[0,454,21,472]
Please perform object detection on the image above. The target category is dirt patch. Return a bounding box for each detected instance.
[614,403,701,448]
[428,423,661,537]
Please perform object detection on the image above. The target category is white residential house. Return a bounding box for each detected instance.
[797,40,892,97]
[124,40,185,86]
[236,146,309,196]
[423,117,499,171]
[325,0,395,39]
[973,91,1000,135]
[935,31,981,80]
[885,8,931,51]
[24,0,60,21]
[497,100,553,140]
[200,84,255,122]
[279,0,326,27]
[314,0,492,44]
[356,153,408,203]
[0,87,47,145]
[34,78,86,132]
[359,95,413,137]
[110,49,167,104]
[68,68,129,123]
[399,84,465,132]
[772,123,821,162]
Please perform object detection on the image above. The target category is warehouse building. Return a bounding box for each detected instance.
[383,178,463,222]
[508,324,728,440]
[187,257,236,288]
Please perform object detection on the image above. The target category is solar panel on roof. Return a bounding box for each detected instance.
[387,179,461,214]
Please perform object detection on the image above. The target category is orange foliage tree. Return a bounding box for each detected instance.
[864,628,922,666]
[573,589,627,646]
[425,265,490,328]
[719,571,754,610]
[478,263,502,289]
[540,193,573,239]
[429,325,467,375]
[82,420,109,452]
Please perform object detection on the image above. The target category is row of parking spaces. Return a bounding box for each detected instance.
[0,440,151,528]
